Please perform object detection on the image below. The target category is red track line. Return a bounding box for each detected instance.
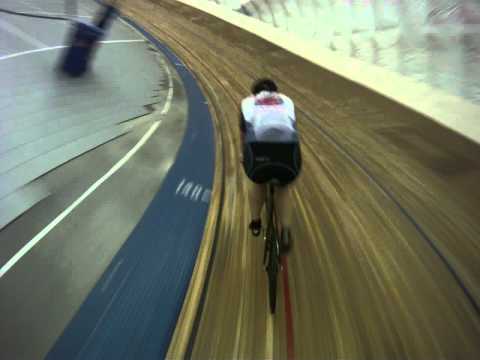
[281,256,295,360]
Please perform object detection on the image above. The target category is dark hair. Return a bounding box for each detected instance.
[251,78,278,95]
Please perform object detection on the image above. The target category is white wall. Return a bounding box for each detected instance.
[216,0,480,48]
[204,0,480,107]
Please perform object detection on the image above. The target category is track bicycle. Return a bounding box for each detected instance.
[263,179,282,314]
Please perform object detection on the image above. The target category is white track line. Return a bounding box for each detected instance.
[0,122,159,279]
[161,62,174,114]
[0,45,64,61]
[99,39,144,44]
[0,61,174,279]
[0,29,173,279]
[0,39,144,61]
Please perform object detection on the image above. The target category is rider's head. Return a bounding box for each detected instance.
[251,78,278,95]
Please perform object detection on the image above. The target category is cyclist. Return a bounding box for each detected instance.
[240,78,302,252]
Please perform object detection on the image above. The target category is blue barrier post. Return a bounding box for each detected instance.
[60,2,118,77]
[60,21,105,76]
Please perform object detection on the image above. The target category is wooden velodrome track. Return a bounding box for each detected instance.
[121,1,480,359]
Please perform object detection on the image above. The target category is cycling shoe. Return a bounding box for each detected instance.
[249,219,262,237]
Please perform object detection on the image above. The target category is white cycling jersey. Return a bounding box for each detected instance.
[241,91,297,143]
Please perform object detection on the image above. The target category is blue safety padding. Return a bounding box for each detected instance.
[47,14,214,360]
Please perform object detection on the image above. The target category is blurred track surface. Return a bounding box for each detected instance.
[121,1,480,359]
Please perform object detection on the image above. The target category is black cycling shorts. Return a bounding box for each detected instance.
[243,142,302,186]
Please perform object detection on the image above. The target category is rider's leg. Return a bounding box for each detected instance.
[249,182,266,221]
[275,185,293,252]
[248,182,266,235]
[275,185,292,228]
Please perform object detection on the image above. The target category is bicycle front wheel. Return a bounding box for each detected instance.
[265,182,279,314]
[267,237,279,314]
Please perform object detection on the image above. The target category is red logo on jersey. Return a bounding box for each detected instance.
[255,96,284,106]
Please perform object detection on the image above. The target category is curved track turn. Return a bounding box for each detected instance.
[121,1,480,359]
